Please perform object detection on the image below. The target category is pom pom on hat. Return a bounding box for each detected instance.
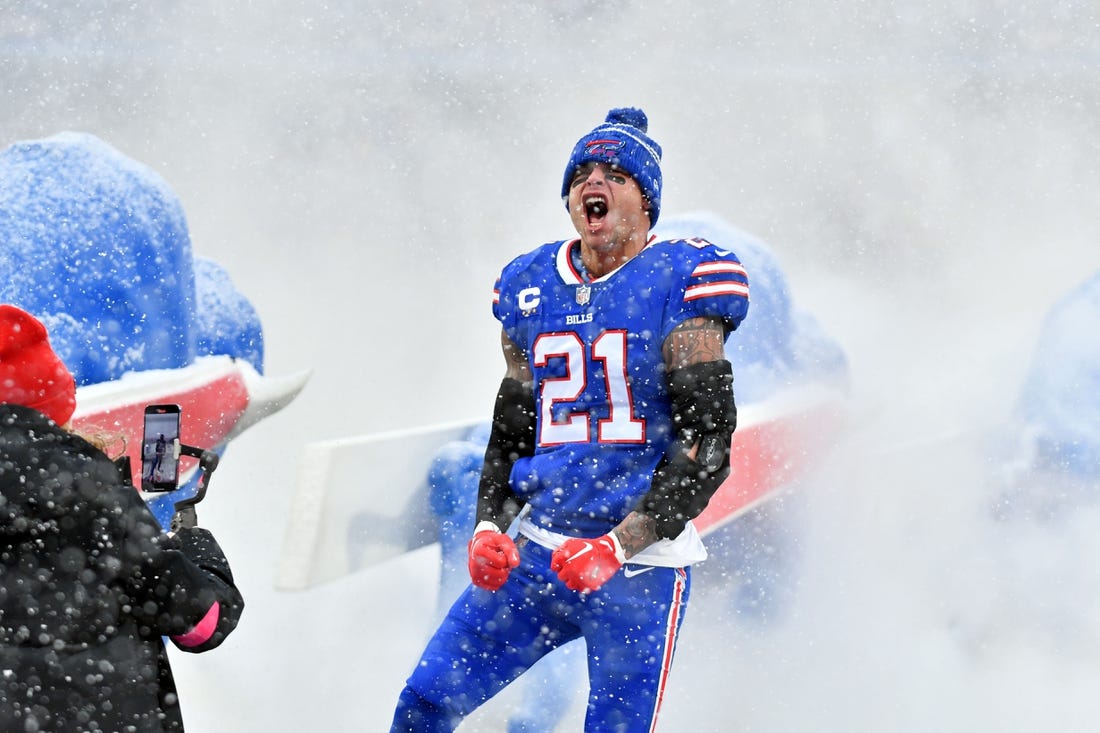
[561,107,663,227]
[0,304,77,426]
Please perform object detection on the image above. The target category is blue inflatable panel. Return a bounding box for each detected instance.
[1018,271,1100,479]
[0,132,263,384]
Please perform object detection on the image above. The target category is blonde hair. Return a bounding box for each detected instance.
[73,426,128,460]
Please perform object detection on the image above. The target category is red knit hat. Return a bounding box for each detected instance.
[0,305,77,426]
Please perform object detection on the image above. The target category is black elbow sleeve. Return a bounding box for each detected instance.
[667,359,737,441]
[476,377,536,528]
[636,360,736,540]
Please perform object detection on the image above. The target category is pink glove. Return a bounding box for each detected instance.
[467,523,520,591]
[550,533,627,593]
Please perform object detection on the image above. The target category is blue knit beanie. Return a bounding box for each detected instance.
[561,107,663,228]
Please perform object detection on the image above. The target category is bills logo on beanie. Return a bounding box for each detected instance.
[561,107,663,227]
[0,304,77,426]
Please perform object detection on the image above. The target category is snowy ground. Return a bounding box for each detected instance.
[5,2,1100,731]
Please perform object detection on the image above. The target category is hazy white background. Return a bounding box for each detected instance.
[3,2,1100,730]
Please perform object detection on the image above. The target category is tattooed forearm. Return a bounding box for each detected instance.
[662,317,726,369]
[613,511,660,559]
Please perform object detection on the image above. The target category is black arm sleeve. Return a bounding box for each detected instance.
[475,377,536,530]
[634,360,737,540]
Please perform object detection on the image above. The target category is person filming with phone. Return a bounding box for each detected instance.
[0,304,245,732]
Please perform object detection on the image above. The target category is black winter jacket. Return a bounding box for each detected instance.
[0,404,244,731]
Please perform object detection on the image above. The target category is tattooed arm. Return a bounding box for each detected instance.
[612,317,729,558]
[660,315,729,370]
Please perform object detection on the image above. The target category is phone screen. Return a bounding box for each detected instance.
[142,404,181,491]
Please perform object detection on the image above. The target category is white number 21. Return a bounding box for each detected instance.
[532,330,645,446]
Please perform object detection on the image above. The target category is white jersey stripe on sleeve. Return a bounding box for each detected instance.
[691,261,747,278]
[683,280,750,302]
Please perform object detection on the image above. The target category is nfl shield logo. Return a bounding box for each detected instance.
[575,284,591,306]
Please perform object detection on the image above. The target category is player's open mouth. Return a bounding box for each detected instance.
[584,196,608,223]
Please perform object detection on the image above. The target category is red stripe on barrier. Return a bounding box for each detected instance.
[73,372,249,487]
[694,398,844,535]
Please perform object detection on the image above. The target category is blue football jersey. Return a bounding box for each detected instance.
[492,236,750,538]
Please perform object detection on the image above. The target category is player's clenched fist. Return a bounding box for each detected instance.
[467,523,520,591]
[550,533,626,593]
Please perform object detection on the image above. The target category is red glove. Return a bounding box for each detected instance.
[550,533,627,593]
[467,523,520,591]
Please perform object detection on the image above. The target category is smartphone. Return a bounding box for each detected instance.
[142,404,182,492]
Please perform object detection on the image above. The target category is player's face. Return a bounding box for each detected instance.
[567,162,650,247]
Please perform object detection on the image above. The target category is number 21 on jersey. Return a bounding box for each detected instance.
[533,329,645,446]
